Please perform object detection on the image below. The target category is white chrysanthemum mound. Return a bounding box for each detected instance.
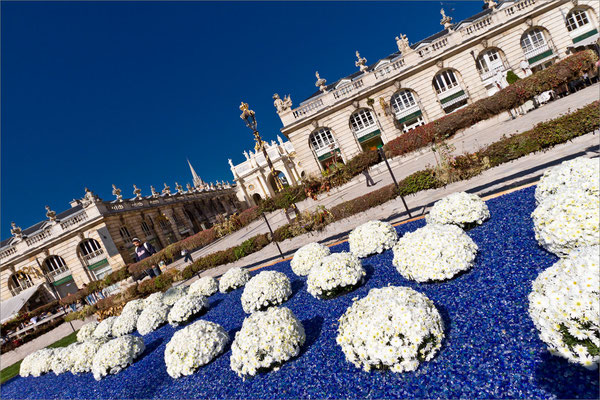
[137,301,170,336]
[77,321,98,342]
[162,286,189,306]
[290,242,331,276]
[164,320,229,379]
[93,316,117,339]
[92,335,145,381]
[535,157,599,204]
[168,294,209,326]
[426,192,490,228]
[68,338,108,374]
[219,267,251,293]
[230,307,305,378]
[349,220,398,258]
[337,286,444,373]
[121,299,145,315]
[532,189,600,257]
[50,346,72,375]
[392,224,478,282]
[112,310,141,337]
[307,252,366,299]
[528,246,600,369]
[189,276,219,297]
[144,292,164,306]
[241,271,292,314]
[20,348,55,377]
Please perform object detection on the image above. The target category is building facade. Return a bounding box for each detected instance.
[274,0,599,175]
[0,168,242,318]
[229,136,304,206]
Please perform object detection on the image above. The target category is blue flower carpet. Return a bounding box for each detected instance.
[2,186,598,399]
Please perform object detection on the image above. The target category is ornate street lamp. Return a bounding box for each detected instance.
[239,102,285,192]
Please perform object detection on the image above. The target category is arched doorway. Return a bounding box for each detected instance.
[268,170,290,192]
[252,193,263,205]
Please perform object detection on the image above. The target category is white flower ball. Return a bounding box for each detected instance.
[529,246,600,369]
[92,335,145,381]
[20,348,55,377]
[337,286,444,373]
[93,316,117,340]
[392,224,478,282]
[168,294,209,326]
[162,286,189,306]
[532,189,600,257]
[137,302,170,336]
[535,157,599,204]
[219,267,251,293]
[112,310,140,337]
[164,320,229,379]
[144,292,164,307]
[290,243,331,276]
[121,299,145,315]
[50,346,72,375]
[77,322,98,342]
[307,252,365,299]
[230,307,305,378]
[241,271,292,314]
[426,192,490,228]
[349,220,398,258]
[189,276,219,297]
[68,338,108,374]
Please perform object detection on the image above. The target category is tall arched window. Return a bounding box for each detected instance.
[520,28,547,53]
[521,28,555,70]
[9,272,34,295]
[141,221,152,237]
[390,90,425,133]
[476,48,506,78]
[309,128,342,170]
[433,70,468,113]
[42,255,68,278]
[566,9,591,32]
[78,238,104,265]
[349,109,383,151]
[119,226,131,241]
[349,109,376,133]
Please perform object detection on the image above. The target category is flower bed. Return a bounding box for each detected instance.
[348,220,398,258]
[4,186,598,399]
[91,335,145,381]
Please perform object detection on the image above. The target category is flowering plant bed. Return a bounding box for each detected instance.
[3,186,598,399]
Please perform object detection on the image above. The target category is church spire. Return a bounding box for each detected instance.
[187,158,204,187]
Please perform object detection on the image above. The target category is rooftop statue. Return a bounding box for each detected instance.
[10,222,23,240]
[273,93,293,113]
[45,205,57,222]
[395,34,410,53]
[186,183,193,193]
[175,182,184,194]
[150,185,160,198]
[81,187,99,207]
[112,184,123,202]
[162,182,172,196]
[315,71,327,92]
[133,184,142,200]
[355,51,368,72]
[440,8,453,29]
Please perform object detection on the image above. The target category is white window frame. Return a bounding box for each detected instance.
[310,128,338,157]
[477,49,505,74]
[349,109,377,136]
[10,273,34,294]
[433,70,459,95]
[390,90,417,113]
[521,29,547,53]
[566,9,590,32]
[43,255,69,277]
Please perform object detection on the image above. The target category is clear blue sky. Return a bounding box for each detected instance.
[1,1,485,239]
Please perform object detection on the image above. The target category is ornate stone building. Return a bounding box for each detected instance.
[0,164,241,320]
[229,136,304,206]
[274,0,599,175]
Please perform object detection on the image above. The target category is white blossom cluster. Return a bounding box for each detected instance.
[112,309,141,337]
[162,286,189,306]
[219,267,251,293]
[290,242,331,276]
[528,246,600,369]
[137,301,170,336]
[241,271,292,314]
[337,286,444,373]
[164,320,229,379]
[349,220,398,258]
[77,321,98,342]
[230,307,305,378]
[144,292,164,306]
[393,224,478,282]
[50,347,72,375]
[91,335,145,381]
[307,252,365,299]
[532,189,599,257]
[168,294,209,326]
[535,157,599,204]
[189,276,219,297]
[93,316,117,340]
[426,192,490,228]
[121,299,146,315]
[68,339,108,374]
[20,348,55,377]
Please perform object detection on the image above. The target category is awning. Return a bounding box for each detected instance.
[0,283,43,323]
[568,31,599,49]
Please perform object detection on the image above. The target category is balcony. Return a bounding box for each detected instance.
[9,280,34,296]
[394,104,422,122]
[479,65,508,82]
[524,43,553,65]
[45,265,70,282]
[332,79,364,100]
[438,85,469,109]
[83,249,105,267]
[292,98,324,119]
[60,211,88,230]
[504,0,536,17]
[352,124,380,141]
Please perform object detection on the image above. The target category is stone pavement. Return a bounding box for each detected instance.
[169,84,599,272]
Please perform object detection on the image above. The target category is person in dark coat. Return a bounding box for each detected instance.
[132,238,161,277]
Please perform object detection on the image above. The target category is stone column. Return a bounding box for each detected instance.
[162,208,182,241]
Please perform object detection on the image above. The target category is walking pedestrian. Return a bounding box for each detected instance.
[132,238,161,277]
[181,249,194,264]
[362,169,375,187]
